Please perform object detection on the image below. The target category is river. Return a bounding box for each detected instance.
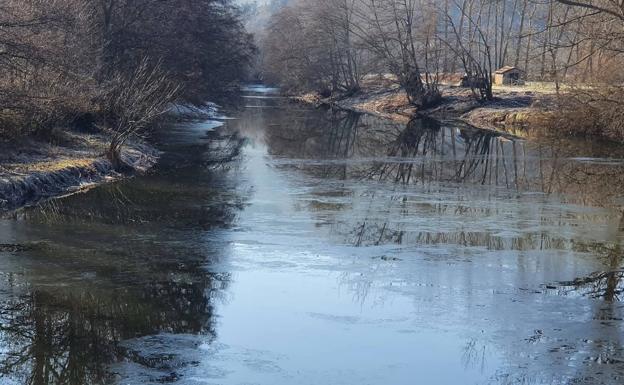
[0,85,623,385]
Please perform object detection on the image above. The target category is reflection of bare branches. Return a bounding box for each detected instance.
[261,99,624,208]
[555,270,624,301]
[342,201,573,249]
[338,270,374,307]
[348,116,529,190]
[349,220,405,247]
[360,117,440,185]
[549,243,624,301]
[0,267,229,385]
[318,110,361,179]
[203,132,246,166]
[462,338,487,373]
[324,111,360,159]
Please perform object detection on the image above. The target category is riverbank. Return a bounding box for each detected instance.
[0,131,158,212]
[0,102,232,213]
[296,77,558,138]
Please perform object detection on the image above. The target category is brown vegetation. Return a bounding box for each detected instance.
[550,86,624,142]
[258,0,624,142]
[0,0,255,167]
[0,0,255,209]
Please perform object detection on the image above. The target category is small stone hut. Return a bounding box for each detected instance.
[493,66,524,85]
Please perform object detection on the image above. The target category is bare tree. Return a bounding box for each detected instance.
[101,60,178,169]
[0,0,254,150]
[441,0,494,100]
[263,0,364,95]
[349,0,441,107]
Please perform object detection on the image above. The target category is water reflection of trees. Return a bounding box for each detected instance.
[256,101,624,383]
[552,243,624,301]
[263,106,624,291]
[265,109,521,186]
[264,107,624,249]
[265,108,624,207]
[1,239,232,385]
[9,131,247,229]
[0,268,227,385]
[0,126,245,384]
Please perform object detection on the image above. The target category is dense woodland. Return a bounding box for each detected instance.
[254,0,624,136]
[0,0,254,165]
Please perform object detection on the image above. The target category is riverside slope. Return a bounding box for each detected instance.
[0,132,158,212]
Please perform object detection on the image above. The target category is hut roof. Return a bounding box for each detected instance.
[495,66,520,74]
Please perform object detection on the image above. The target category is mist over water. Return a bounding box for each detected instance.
[1,86,623,385]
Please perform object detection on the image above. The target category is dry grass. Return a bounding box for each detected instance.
[492,81,585,94]
[350,90,413,122]
[549,87,624,143]
[0,131,110,177]
[18,158,98,173]
[295,92,323,105]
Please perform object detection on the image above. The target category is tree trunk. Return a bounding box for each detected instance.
[402,69,441,108]
[107,140,132,172]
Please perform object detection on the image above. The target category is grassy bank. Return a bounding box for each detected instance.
[0,132,158,212]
